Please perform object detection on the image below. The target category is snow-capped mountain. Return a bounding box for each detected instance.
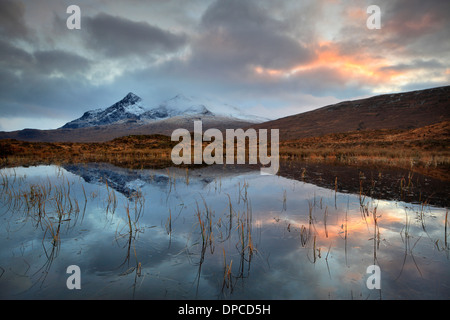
[62,92,146,129]
[155,94,268,122]
[141,94,214,120]
[62,163,256,198]
[62,92,267,129]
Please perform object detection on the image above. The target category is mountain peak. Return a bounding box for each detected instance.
[121,92,142,104]
[61,92,145,129]
[61,91,267,129]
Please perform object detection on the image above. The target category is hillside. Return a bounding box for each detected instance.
[279,121,450,180]
[251,85,450,141]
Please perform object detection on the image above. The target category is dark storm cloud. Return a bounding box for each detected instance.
[0,0,29,40]
[0,66,113,119]
[0,41,92,92]
[82,13,188,58]
[0,2,191,126]
[0,45,94,118]
[143,0,321,104]
[338,0,450,57]
[0,39,33,69]
[382,0,450,38]
[33,49,91,75]
[373,1,446,35]
[191,0,314,72]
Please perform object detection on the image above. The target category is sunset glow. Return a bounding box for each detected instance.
[0,0,449,130]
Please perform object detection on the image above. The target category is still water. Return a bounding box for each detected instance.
[0,164,448,299]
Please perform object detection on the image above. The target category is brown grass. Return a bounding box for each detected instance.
[278,121,450,180]
[0,134,176,169]
[1,121,448,180]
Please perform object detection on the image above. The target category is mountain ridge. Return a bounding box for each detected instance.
[250,85,450,140]
[62,92,146,129]
[61,92,266,130]
[0,85,448,142]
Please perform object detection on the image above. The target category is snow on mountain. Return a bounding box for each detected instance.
[61,92,267,129]
[62,92,146,129]
[154,94,268,122]
[63,163,256,198]
[140,94,214,120]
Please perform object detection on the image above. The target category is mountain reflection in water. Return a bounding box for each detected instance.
[0,163,448,299]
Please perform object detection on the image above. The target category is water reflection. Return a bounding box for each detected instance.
[0,164,448,299]
[278,160,450,208]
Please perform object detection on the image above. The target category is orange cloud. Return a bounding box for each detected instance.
[252,41,405,87]
[346,7,366,21]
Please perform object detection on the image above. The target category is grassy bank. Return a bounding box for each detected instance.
[1,121,448,180]
[279,121,450,180]
[0,134,176,169]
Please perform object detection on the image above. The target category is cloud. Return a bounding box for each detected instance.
[33,49,92,75]
[336,0,450,57]
[382,0,450,37]
[379,59,445,72]
[138,0,323,103]
[0,42,94,117]
[183,0,314,81]
[0,0,29,40]
[0,39,33,69]
[82,13,188,59]
[0,0,449,131]
[119,0,448,111]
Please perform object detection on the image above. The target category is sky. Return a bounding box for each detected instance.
[0,0,449,131]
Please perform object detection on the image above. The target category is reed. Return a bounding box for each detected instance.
[445,210,448,250]
[300,225,309,247]
[371,203,380,264]
[397,208,423,280]
[301,168,306,180]
[126,204,133,235]
[222,248,233,293]
[196,202,206,245]
[335,176,338,193]
[312,235,320,263]
[195,199,215,253]
[166,208,172,235]
[238,180,249,204]
[105,186,118,215]
[81,184,87,203]
[0,170,85,247]
[225,194,234,241]
[130,190,145,221]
